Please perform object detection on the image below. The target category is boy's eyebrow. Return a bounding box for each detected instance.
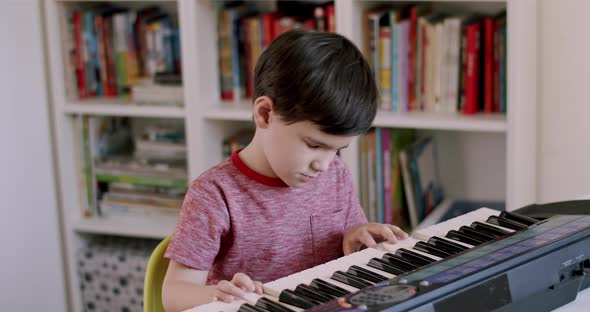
[304,136,349,150]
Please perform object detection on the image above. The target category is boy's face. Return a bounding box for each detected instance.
[263,119,354,187]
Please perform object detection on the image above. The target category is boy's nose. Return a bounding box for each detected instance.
[311,157,331,173]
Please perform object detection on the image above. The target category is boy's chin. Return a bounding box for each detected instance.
[285,175,314,187]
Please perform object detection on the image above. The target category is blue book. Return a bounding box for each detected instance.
[375,128,384,223]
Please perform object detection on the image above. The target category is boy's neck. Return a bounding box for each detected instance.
[238,140,278,179]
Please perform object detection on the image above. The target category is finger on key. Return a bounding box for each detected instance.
[254,281,263,294]
[232,272,256,292]
[360,229,378,249]
[217,280,246,301]
[387,224,409,239]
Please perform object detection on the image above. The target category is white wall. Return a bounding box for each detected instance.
[0,1,67,310]
[538,0,590,203]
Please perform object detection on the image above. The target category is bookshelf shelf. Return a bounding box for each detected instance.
[74,215,177,239]
[373,111,507,132]
[63,102,185,118]
[203,101,253,122]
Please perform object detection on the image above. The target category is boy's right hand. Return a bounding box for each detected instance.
[211,273,264,303]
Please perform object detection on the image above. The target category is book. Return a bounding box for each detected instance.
[389,128,415,228]
[400,137,443,229]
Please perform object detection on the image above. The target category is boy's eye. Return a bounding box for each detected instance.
[306,143,320,149]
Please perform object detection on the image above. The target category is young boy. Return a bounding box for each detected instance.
[162,30,408,312]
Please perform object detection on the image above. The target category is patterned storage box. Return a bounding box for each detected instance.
[77,236,160,312]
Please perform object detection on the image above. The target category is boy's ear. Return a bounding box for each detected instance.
[252,96,274,129]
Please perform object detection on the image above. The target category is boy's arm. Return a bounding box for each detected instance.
[162,260,215,312]
[162,260,263,312]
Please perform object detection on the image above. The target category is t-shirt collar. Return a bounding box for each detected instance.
[230,148,289,187]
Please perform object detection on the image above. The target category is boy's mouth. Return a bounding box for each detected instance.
[300,173,317,180]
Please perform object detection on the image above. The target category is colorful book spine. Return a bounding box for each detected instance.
[379,24,392,110]
[375,128,384,223]
[463,22,481,115]
[390,12,400,113]
[382,129,392,224]
[399,20,410,112]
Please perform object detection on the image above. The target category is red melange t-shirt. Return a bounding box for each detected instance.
[165,149,367,285]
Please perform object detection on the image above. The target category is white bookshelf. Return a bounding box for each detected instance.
[63,102,186,118]
[45,0,538,311]
[373,111,507,132]
[74,215,178,239]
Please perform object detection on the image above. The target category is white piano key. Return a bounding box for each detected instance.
[260,294,304,312]
[355,263,397,279]
[183,298,247,312]
[440,237,475,249]
[242,292,262,304]
[317,276,358,293]
[263,262,338,297]
[380,237,422,253]
[413,207,512,241]
[406,247,443,261]
[264,274,304,298]
[344,247,388,264]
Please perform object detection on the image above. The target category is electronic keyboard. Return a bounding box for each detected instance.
[185,200,590,312]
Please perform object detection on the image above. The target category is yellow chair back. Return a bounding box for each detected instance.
[143,235,172,312]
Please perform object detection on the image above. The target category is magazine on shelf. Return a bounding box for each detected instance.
[399,136,443,229]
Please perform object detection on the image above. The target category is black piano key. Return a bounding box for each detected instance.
[256,297,295,312]
[500,211,539,226]
[471,221,511,237]
[310,278,350,297]
[299,283,339,301]
[382,253,420,271]
[487,215,528,231]
[459,226,496,242]
[332,270,373,289]
[423,239,460,255]
[446,230,486,246]
[295,284,334,303]
[395,248,436,266]
[239,303,268,312]
[278,289,318,309]
[347,265,389,283]
[429,237,469,253]
[368,258,406,275]
[414,241,453,258]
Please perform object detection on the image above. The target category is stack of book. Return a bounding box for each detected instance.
[359,129,504,231]
[217,1,335,101]
[76,116,188,218]
[364,4,507,114]
[62,5,182,100]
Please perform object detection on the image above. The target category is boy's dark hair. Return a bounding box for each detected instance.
[253,30,378,136]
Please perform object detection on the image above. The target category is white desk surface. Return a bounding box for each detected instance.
[553,287,590,312]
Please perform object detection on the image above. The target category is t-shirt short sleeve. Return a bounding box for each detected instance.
[165,179,230,270]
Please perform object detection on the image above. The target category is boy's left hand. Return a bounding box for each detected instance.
[342,223,409,255]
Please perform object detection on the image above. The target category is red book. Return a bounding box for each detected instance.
[103,16,118,96]
[492,19,501,112]
[325,4,335,32]
[73,11,87,98]
[261,12,279,48]
[463,22,480,115]
[420,20,427,111]
[483,17,494,113]
[95,15,109,97]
